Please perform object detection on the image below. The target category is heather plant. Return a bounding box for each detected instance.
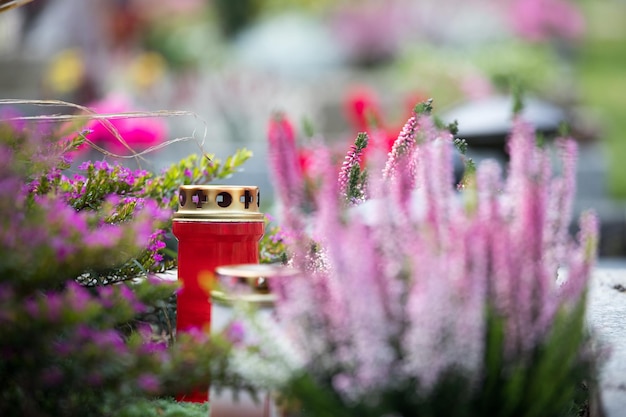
[0,114,253,416]
[252,100,599,417]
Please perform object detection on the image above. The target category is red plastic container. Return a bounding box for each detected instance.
[172,185,264,403]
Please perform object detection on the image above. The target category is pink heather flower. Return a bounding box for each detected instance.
[266,106,597,402]
[338,145,361,194]
[338,132,369,204]
[547,138,578,259]
[382,112,419,181]
[560,211,598,303]
[509,0,585,41]
[267,114,303,205]
[267,113,308,242]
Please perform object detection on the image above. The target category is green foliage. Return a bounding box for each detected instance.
[414,98,434,115]
[117,398,210,417]
[476,300,593,417]
[259,216,289,264]
[142,148,253,212]
[512,82,525,116]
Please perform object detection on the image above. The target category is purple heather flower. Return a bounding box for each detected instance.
[139,340,168,357]
[72,174,87,183]
[99,284,146,314]
[98,286,115,308]
[92,329,126,354]
[44,293,64,322]
[50,236,74,261]
[83,225,124,249]
[118,284,146,313]
[94,160,112,172]
[116,167,136,186]
[86,371,104,387]
[136,373,160,393]
[0,107,26,131]
[65,282,92,313]
[148,230,167,252]
[24,298,39,318]
[269,230,284,244]
[40,366,64,387]
[225,320,246,346]
[54,340,75,357]
[382,112,419,181]
[46,168,62,183]
[78,161,92,171]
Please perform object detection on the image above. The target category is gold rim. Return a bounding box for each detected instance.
[174,185,264,221]
[215,263,298,278]
[211,289,276,308]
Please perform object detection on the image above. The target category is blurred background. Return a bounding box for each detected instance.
[1,0,625,255]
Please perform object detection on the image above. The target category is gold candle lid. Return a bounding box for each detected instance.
[173,185,265,222]
[211,263,297,307]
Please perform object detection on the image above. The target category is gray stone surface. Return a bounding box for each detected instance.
[587,261,626,417]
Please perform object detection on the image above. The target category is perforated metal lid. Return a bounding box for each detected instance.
[173,185,264,222]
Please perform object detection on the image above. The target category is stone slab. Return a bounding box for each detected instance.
[587,260,626,417]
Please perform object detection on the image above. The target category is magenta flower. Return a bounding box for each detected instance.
[83,93,167,154]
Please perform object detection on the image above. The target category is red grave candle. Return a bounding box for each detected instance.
[172,185,264,403]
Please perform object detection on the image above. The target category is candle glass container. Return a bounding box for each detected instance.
[173,185,264,403]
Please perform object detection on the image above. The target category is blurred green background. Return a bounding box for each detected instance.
[578,1,626,197]
[1,0,626,253]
